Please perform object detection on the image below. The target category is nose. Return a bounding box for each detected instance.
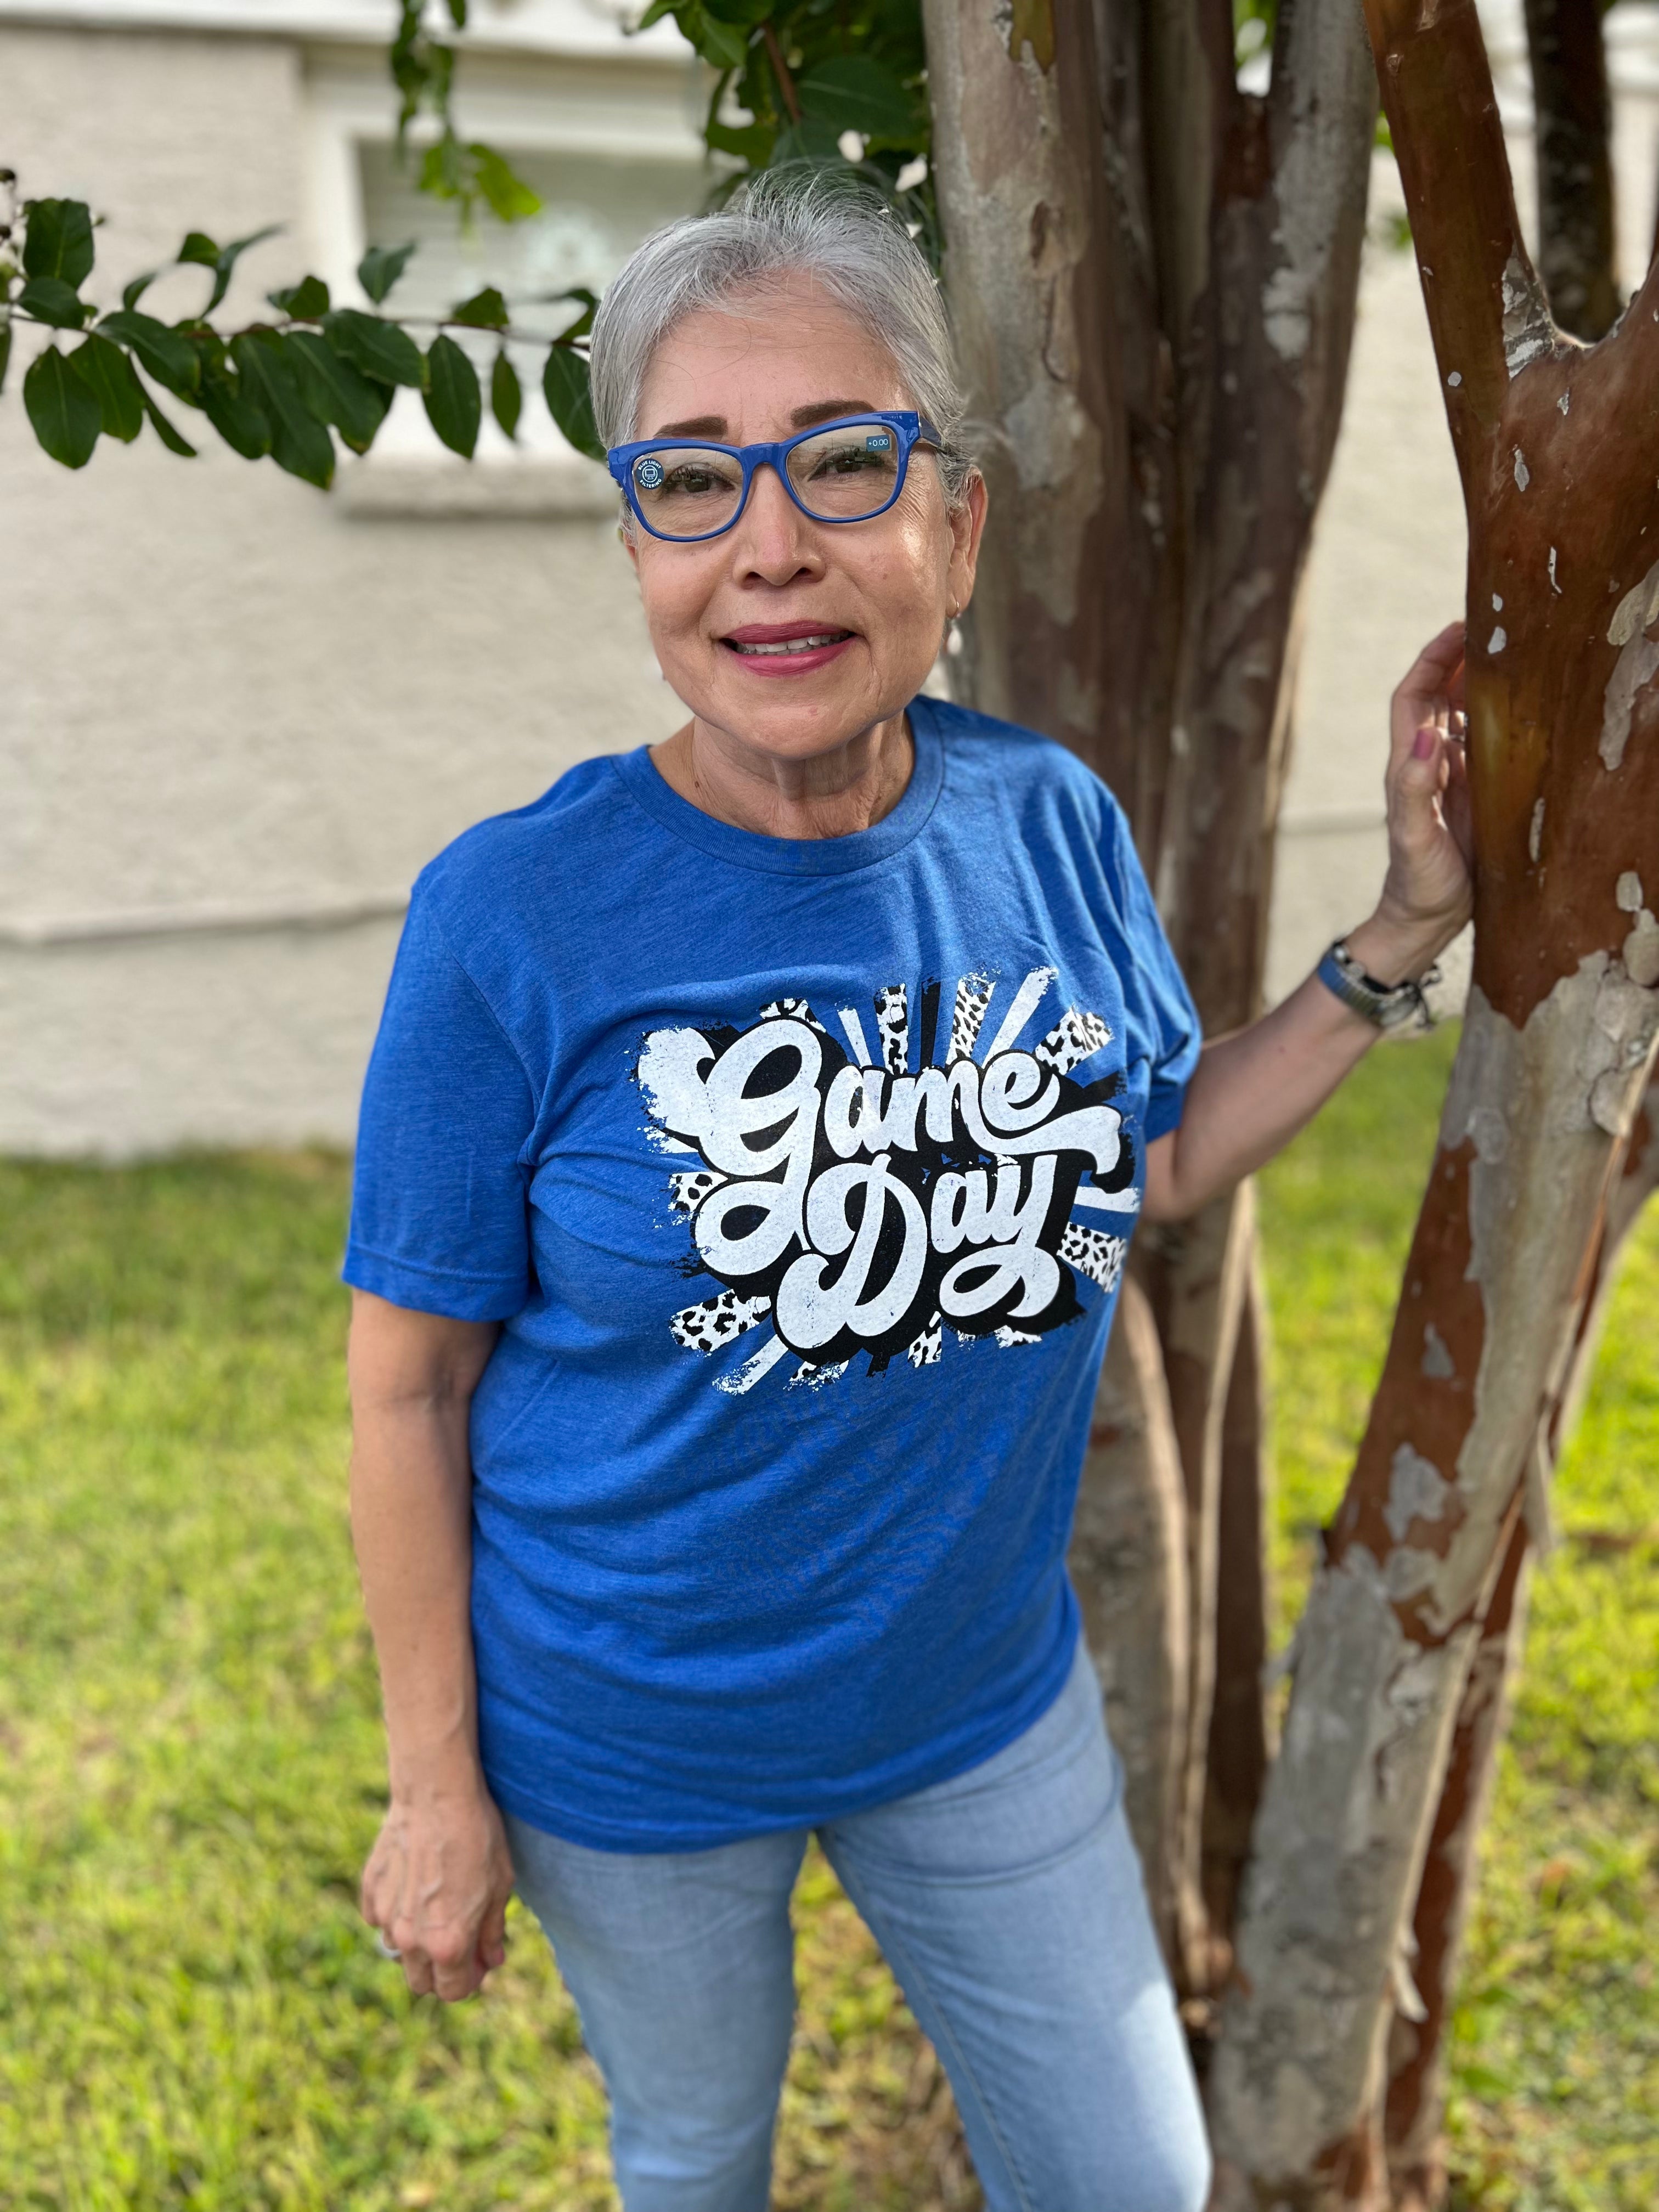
[728,459,823,585]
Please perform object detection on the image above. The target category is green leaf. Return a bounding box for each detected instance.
[769,117,847,168]
[22,346,102,468]
[357,241,416,306]
[470,146,541,224]
[201,368,272,460]
[196,223,283,314]
[706,117,774,165]
[450,285,509,329]
[96,311,201,397]
[122,269,161,313]
[419,137,467,204]
[22,199,95,289]
[490,348,521,441]
[231,332,335,487]
[796,54,918,142]
[17,276,89,329]
[69,332,144,441]
[542,345,603,463]
[684,7,749,71]
[445,0,467,24]
[423,332,481,458]
[177,230,221,267]
[140,388,199,457]
[548,287,599,345]
[0,319,11,397]
[285,329,390,454]
[323,307,425,388]
[269,274,330,320]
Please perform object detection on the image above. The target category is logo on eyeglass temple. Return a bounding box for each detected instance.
[865,433,893,451]
[634,456,665,489]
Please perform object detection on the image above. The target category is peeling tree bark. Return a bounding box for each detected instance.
[1523,0,1620,341]
[923,0,1376,1995]
[1383,1071,1657,2204]
[1208,4,1659,2202]
[1383,1505,1530,2212]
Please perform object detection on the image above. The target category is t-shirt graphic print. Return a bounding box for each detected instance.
[343,696,1201,1849]
[638,962,1138,1397]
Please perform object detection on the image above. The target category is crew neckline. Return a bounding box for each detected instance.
[609,695,946,877]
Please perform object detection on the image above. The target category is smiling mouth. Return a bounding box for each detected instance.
[724,630,853,657]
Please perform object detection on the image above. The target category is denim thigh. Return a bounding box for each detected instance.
[820,1639,1211,2212]
[505,1639,1210,2212]
[504,1812,807,2212]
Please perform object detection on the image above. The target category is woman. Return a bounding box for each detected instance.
[345,179,1471,2212]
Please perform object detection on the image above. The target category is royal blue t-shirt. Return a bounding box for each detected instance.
[344,696,1200,1850]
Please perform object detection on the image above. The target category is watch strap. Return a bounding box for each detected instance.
[1316,939,1438,1031]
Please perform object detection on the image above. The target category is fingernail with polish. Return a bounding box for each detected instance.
[1412,726,1437,760]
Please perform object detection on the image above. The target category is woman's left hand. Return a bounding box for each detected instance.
[1370,619,1475,969]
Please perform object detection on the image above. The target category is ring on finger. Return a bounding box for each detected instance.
[375,1932,403,1961]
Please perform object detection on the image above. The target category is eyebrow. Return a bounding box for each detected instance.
[648,399,880,439]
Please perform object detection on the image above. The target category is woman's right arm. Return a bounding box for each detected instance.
[348,1287,515,2002]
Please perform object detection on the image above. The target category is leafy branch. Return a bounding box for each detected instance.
[0,0,932,482]
[0,196,602,481]
[390,0,542,223]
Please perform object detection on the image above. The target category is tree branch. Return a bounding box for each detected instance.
[1524,0,1620,339]
[1362,0,1549,492]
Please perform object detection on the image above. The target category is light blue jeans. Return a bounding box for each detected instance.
[504,1640,1211,2212]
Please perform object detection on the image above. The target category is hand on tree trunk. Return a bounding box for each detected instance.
[1358,620,1477,983]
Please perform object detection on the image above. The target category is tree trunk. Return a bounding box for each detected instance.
[1523,0,1620,340]
[1382,1071,1657,2204]
[1383,1506,1530,2212]
[1070,1271,1194,1970]
[1201,1244,1274,1969]
[923,0,1376,1994]
[1208,3,1659,2201]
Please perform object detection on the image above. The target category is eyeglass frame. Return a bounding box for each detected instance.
[606,409,945,544]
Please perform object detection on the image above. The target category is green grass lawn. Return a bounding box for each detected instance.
[1,1035,1654,2210]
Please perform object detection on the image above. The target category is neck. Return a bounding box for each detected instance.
[652,710,914,840]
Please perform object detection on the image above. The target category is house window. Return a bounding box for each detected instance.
[356,141,704,462]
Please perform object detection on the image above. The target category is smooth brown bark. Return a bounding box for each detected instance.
[1523,0,1620,340]
[1210,3,1659,2200]
[1200,1250,1274,1964]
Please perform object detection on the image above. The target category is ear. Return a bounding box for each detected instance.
[619,508,641,581]
[946,471,988,618]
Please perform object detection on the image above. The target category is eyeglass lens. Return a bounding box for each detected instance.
[629,424,904,539]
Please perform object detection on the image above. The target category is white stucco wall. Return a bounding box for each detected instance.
[5,2,1659,1151]
[0,15,695,1153]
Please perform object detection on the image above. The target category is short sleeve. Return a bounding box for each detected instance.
[343,889,537,1322]
[1099,799,1201,1143]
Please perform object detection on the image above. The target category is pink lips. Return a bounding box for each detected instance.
[720,620,857,678]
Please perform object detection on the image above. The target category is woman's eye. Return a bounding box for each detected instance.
[663,467,723,496]
[810,445,885,478]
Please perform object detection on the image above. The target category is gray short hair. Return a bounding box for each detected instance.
[589,172,974,503]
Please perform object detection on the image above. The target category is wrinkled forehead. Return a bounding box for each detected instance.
[634,277,914,440]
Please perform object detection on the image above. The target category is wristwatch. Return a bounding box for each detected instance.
[1316,938,1438,1031]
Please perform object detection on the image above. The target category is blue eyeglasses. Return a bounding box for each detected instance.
[607,410,943,543]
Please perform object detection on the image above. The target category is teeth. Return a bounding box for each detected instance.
[730,633,846,656]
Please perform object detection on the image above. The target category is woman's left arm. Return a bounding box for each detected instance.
[1143,621,1475,1224]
